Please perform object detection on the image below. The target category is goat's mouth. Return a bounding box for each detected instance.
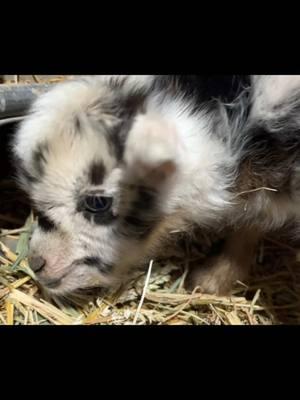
[38,275,110,298]
[33,259,119,300]
[60,286,109,306]
[35,268,71,291]
[38,277,63,289]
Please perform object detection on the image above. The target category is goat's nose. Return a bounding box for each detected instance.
[28,256,46,273]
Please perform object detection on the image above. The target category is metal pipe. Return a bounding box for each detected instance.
[0,84,53,119]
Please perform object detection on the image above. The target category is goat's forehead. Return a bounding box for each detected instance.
[17,86,144,155]
[18,114,116,188]
[13,75,153,198]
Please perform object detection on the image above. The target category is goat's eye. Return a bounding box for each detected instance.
[84,195,113,213]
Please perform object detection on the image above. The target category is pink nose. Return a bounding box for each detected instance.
[28,256,46,273]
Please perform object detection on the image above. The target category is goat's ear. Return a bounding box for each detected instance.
[123,113,179,187]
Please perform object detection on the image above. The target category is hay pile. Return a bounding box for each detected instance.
[1,75,68,85]
[2,215,300,325]
[1,76,300,325]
